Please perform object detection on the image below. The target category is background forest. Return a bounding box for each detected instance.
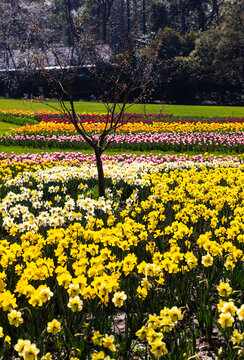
[0,0,243,104]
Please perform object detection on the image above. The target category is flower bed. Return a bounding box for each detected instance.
[2,112,244,153]
[10,118,244,136]
[0,156,243,359]
[2,131,244,152]
[36,112,244,125]
[0,151,242,165]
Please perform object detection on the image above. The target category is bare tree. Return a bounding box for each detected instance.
[35,24,163,197]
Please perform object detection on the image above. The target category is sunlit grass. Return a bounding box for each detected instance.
[0,98,243,117]
[0,145,242,158]
[0,122,18,135]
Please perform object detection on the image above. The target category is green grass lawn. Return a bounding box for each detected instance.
[0,98,243,117]
[0,145,242,158]
[0,122,18,135]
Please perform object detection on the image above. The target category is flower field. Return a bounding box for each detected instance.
[1,112,244,153]
[0,111,243,359]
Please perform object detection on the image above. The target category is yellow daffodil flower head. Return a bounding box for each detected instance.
[22,343,40,360]
[67,296,83,312]
[8,309,24,327]
[92,330,103,346]
[150,339,168,357]
[112,291,127,307]
[39,287,54,302]
[201,254,213,267]
[169,306,183,323]
[102,334,116,352]
[136,325,147,340]
[4,335,11,345]
[47,319,62,335]
[217,282,232,297]
[218,313,234,328]
[41,353,52,360]
[91,351,105,360]
[237,304,244,320]
[14,339,31,356]
[219,301,237,317]
[231,329,244,344]
[68,283,80,298]
[137,286,148,299]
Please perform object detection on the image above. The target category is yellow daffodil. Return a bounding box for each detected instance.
[201,254,213,267]
[112,291,127,307]
[8,309,23,327]
[47,319,61,335]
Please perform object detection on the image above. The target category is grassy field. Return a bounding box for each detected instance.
[0,98,243,117]
[0,122,18,135]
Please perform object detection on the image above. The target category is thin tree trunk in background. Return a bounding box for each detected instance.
[133,0,137,22]
[210,0,219,25]
[198,1,205,31]
[64,0,73,46]
[102,1,107,41]
[96,2,101,37]
[199,8,205,31]
[120,0,124,33]
[7,45,24,94]
[142,0,146,35]
[126,0,130,33]
[181,6,186,35]
[100,0,114,41]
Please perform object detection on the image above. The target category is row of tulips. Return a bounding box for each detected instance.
[0,151,242,166]
[38,112,173,124]
[36,113,244,125]
[1,108,244,126]
[2,131,244,152]
[0,158,243,359]
[11,120,244,136]
[0,109,173,126]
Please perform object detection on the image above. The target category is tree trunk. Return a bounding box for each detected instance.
[120,0,124,33]
[181,6,186,35]
[101,2,107,41]
[64,0,73,46]
[95,148,105,197]
[210,0,219,25]
[198,1,205,31]
[126,0,130,33]
[142,0,146,35]
[133,0,137,22]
